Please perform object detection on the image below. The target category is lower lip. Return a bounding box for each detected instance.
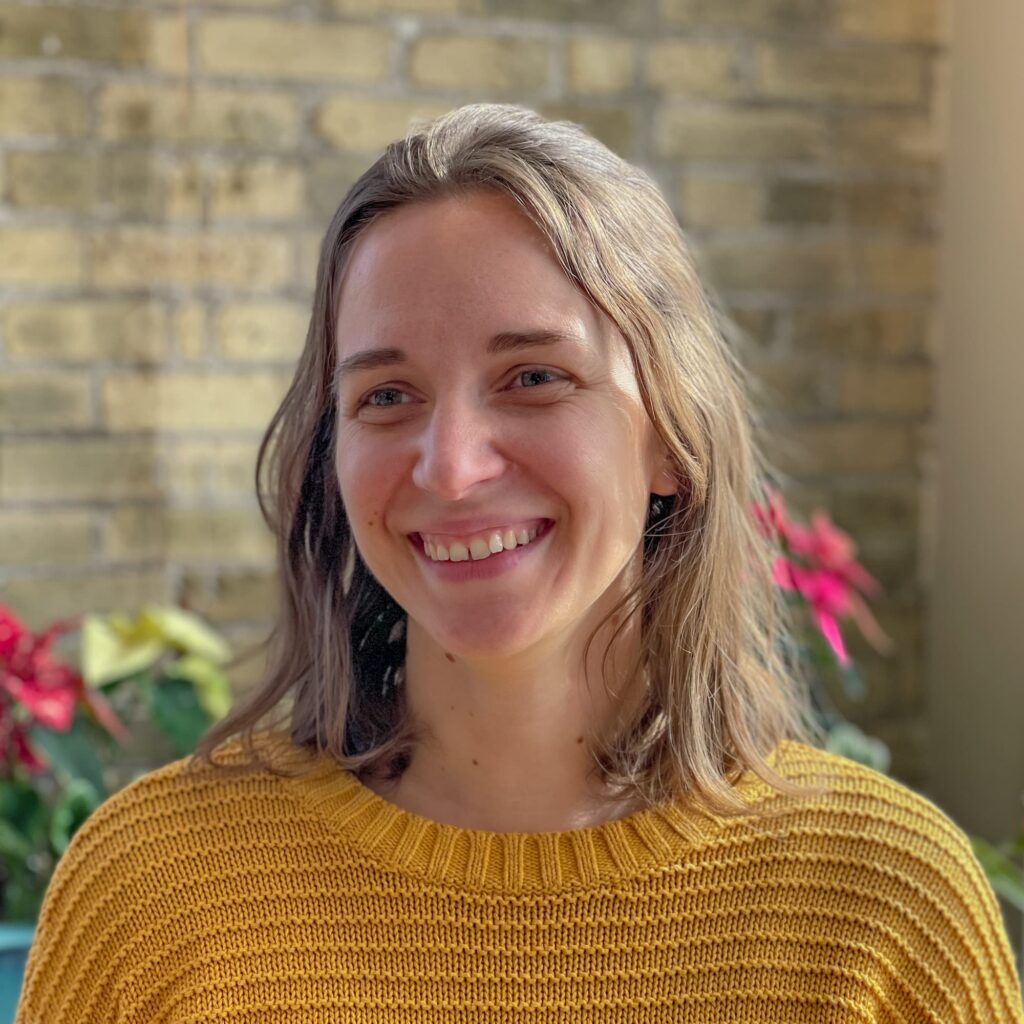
[410,521,554,582]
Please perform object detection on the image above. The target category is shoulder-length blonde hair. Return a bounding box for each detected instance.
[187,103,826,819]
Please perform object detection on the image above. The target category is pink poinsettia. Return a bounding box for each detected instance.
[0,604,127,774]
[754,486,893,666]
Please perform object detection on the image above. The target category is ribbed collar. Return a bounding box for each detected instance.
[259,732,781,892]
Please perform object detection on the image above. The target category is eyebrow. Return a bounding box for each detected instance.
[332,328,583,394]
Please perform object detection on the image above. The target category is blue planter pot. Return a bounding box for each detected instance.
[0,924,36,1023]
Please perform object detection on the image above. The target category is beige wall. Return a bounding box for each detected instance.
[929,0,1024,944]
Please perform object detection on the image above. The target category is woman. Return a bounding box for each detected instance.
[18,105,1024,1023]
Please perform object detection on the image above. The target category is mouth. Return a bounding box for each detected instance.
[408,519,555,577]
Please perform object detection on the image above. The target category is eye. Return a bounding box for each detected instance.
[359,386,411,409]
[510,367,563,390]
[354,367,566,413]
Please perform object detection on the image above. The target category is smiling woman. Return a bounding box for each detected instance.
[15,105,1024,1024]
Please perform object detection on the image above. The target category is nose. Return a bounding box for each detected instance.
[410,397,508,501]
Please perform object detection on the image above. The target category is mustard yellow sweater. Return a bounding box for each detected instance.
[16,732,1024,1023]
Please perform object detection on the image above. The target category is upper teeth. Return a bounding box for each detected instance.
[422,523,542,562]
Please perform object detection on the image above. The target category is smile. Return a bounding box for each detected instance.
[409,520,555,580]
[416,518,549,562]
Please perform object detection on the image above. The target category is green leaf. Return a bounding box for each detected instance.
[171,655,233,720]
[48,778,102,856]
[148,676,210,757]
[0,818,33,860]
[971,836,1024,910]
[0,778,47,851]
[81,613,164,687]
[138,606,232,664]
[824,721,891,773]
[26,717,108,795]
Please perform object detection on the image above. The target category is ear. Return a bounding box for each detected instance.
[651,457,677,498]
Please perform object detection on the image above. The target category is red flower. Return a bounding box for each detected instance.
[0,603,128,774]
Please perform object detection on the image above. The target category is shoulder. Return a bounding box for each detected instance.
[745,740,1024,1023]
[17,732,313,1024]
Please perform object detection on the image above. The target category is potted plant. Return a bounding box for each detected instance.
[0,601,233,1007]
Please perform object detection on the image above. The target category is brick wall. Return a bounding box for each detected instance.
[0,0,945,784]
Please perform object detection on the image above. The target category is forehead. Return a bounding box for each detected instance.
[334,191,601,343]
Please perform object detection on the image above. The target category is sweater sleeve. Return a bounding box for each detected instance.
[922,820,1024,1022]
[13,773,157,1024]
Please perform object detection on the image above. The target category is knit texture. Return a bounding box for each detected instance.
[15,731,1024,1023]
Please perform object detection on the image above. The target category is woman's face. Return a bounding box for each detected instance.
[333,189,673,659]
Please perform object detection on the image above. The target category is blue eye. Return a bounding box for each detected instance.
[515,368,560,388]
[357,368,562,411]
[363,387,408,408]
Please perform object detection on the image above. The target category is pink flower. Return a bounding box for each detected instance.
[757,487,893,666]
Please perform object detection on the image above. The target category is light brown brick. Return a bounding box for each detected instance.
[540,103,636,157]
[0,372,94,431]
[306,155,373,223]
[218,623,272,695]
[316,95,449,153]
[409,35,549,94]
[748,358,830,416]
[480,0,640,25]
[698,240,846,292]
[680,176,762,228]
[215,302,307,361]
[660,0,830,31]
[5,150,96,210]
[832,111,941,169]
[647,40,740,98]
[97,82,300,147]
[165,438,262,501]
[107,504,274,562]
[0,77,86,137]
[0,438,161,501]
[754,44,925,105]
[300,230,324,288]
[655,106,826,161]
[0,571,168,631]
[842,181,933,232]
[90,228,293,290]
[174,303,207,359]
[208,158,304,222]
[0,510,96,566]
[765,422,917,475]
[0,226,81,286]
[102,371,291,431]
[828,481,920,537]
[198,17,390,82]
[146,12,189,74]
[567,37,634,96]
[166,439,261,499]
[180,567,277,624]
[856,240,937,294]
[838,363,932,417]
[790,307,929,360]
[165,158,202,220]
[4,301,167,363]
[764,180,837,224]
[92,151,167,219]
[0,6,149,65]
[836,0,942,42]
[335,0,461,12]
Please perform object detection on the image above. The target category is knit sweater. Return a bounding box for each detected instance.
[15,731,1024,1024]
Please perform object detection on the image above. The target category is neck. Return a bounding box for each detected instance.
[364,613,651,833]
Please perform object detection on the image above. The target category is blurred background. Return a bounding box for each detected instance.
[0,0,1020,950]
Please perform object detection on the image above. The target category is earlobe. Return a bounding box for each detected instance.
[652,466,677,497]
